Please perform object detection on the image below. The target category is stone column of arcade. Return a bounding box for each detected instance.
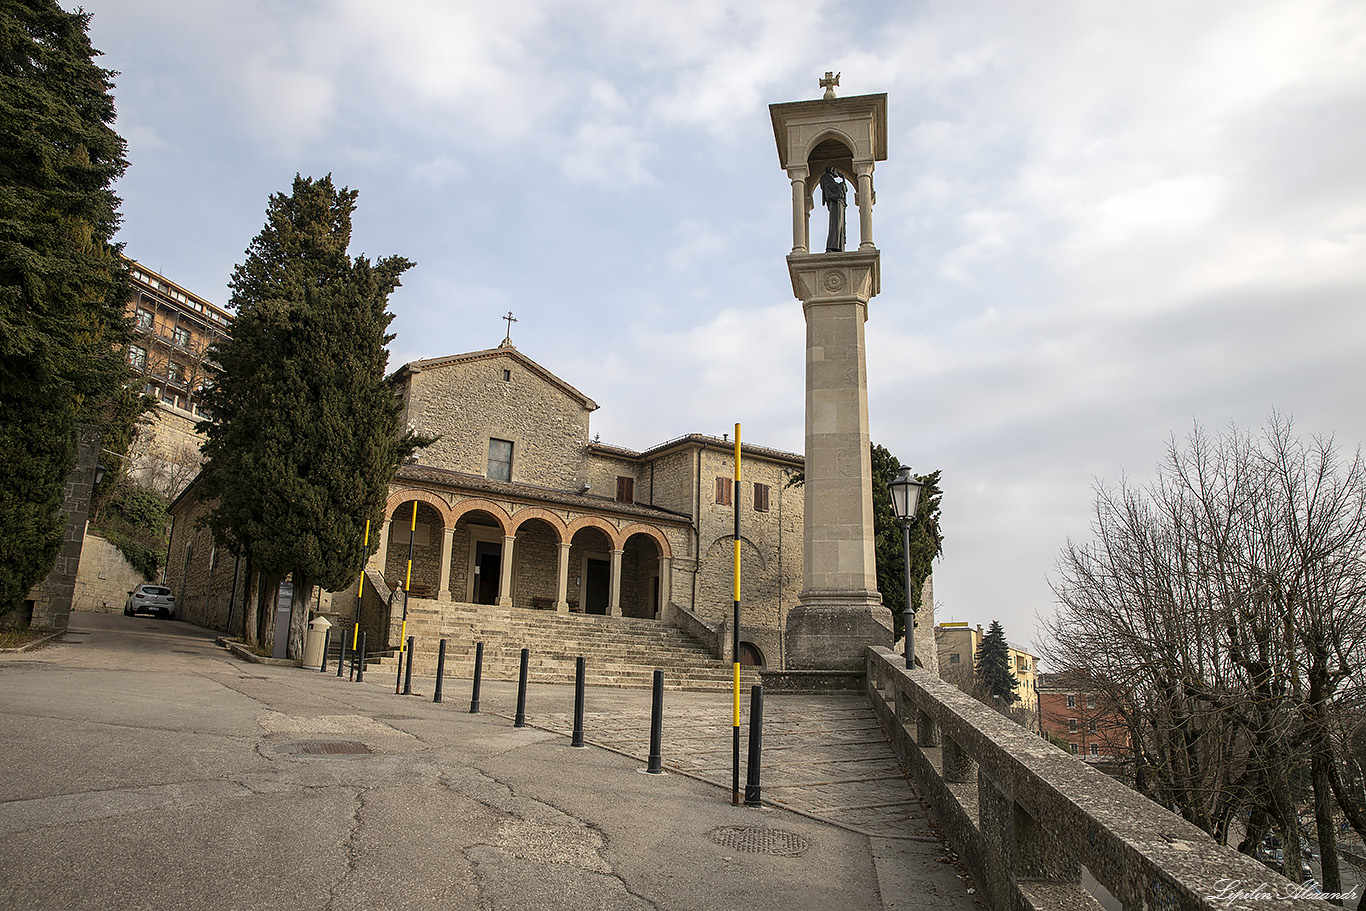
[555,542,572,612]
[437,527,455,601]
[769,81,890,672]
[497,535,515,607]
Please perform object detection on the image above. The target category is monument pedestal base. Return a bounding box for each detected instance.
[784,592,892,671]
[761,668,866,694]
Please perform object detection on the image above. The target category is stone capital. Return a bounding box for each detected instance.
[786,249,880,305]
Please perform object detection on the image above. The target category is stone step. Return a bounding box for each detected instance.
[358,598,755,691]
[378,664,759,692]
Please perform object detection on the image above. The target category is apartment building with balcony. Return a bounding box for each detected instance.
[123,259,231,495]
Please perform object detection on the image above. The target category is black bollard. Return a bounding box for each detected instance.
[319,628,330,673]
[402,635,415,695]
[433,639,447,704]
[571,656,586,747]
[469,641,484,714]
[356,632,367,683]
[514,647,529,728]
[337,633,348,679]
[744,684,764,807]
[647,669,664,774]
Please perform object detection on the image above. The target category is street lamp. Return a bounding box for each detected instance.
[889,467,925,669]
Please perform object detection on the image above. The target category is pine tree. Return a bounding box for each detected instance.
[974,620,1019,705]
[198,175,425,656]
[0,1,134,616]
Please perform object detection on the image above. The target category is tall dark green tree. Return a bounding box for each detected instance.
[0,1,136,617]
[869,445,943,643]
[198,174,425,656]
[974,620,1019,705]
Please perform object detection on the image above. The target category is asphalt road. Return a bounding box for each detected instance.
[0,613,973,911]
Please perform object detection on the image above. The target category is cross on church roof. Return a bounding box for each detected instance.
[501,311,517,347]
[820,71,840,100]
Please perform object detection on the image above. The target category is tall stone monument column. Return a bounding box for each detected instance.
[770,84,889,670]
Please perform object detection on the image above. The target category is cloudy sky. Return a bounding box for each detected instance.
[74,0,1366,654]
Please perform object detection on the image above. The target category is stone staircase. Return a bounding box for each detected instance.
[368,599,762,691]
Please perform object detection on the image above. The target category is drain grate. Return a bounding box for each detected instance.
[706,826,810,856]
[270,739,372,758]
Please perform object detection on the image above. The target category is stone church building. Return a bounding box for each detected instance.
[170,339,806,669]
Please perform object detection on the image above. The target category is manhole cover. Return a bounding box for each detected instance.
[268,740,372,759]
[706,826,810,856]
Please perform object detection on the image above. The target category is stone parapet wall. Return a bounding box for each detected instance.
[864,647,1328,911]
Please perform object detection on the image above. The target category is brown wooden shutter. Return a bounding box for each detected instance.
[754,482,770,512]
[616,476,634,503]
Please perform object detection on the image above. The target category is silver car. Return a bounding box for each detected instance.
[125,584,175,619]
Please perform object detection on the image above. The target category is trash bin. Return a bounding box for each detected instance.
[303,615,333,669]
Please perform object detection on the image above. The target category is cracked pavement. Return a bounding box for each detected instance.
[0,613,977,911]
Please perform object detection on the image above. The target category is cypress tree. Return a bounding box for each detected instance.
[198,175,425,656]
[870,445,943,642]
[974,620,1019,705]
[0,1,134,617]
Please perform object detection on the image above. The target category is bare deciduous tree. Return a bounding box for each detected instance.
[1045,416,1366,899]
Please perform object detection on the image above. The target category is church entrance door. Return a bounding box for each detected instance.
[474,541,501,605]
[584,558,610,615]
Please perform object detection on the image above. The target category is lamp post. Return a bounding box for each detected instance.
[888,467,924,669]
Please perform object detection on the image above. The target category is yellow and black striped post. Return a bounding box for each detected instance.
[397,501,416,694]
[353,518,369,658]
[732,423,742,805]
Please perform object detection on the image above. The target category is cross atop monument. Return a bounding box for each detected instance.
[500,311,517,347]
[820,71,840,100]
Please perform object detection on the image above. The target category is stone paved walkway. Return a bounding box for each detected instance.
[533,692,938,841]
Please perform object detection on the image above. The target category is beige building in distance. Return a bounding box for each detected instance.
[935,621,1041,715]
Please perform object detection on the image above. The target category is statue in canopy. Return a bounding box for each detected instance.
[820,167,846,253]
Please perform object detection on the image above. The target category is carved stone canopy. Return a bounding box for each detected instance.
[771,93,888,255]
[769,93,888,173]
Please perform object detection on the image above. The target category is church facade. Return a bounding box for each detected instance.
[315,342,804,668]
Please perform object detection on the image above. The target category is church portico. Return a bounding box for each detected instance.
[381,498,446,598]
[375,465,685,633]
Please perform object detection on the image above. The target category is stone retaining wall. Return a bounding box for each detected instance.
[72,532,147,613]
[864,647,1330,911]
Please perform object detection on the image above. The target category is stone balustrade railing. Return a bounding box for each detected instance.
[864,646,1331,911]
